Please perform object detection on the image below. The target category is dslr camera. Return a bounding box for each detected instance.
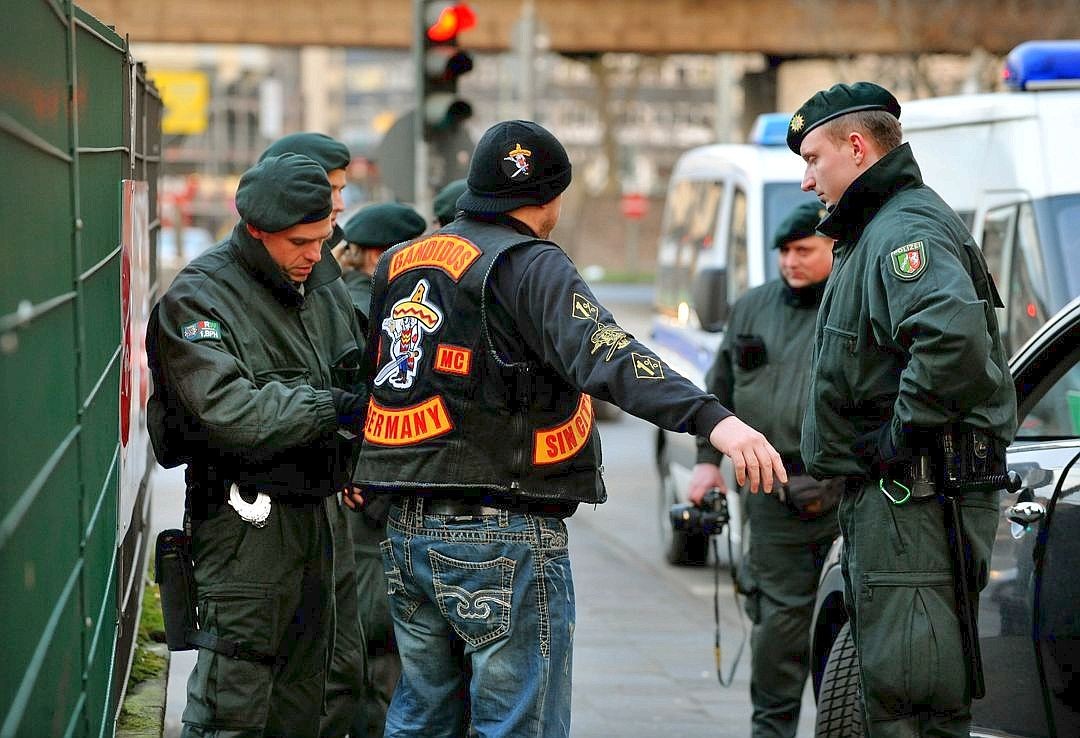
[669,487,729,537]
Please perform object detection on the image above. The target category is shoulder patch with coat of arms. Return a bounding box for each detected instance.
[181,319,222,342]
[889,240,927,281]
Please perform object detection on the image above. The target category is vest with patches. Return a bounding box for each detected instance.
[355,218,604,504]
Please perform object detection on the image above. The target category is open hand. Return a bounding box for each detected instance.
[708,416,787,493]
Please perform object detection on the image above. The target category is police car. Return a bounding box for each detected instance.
[810,41,1080,737]
[650,114,819,565]
[811,295,1080,737]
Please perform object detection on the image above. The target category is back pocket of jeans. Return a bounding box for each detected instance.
[430,549,515,648]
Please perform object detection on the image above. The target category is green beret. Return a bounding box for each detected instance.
[236,153,332,233]
[786,82,901,154]
[772,201,829,249]
[343,203,426,249]
[259,132,350,173]
[433,178,468,226]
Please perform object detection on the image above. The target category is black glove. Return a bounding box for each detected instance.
[852,421,903,473]
[330,387,367,432]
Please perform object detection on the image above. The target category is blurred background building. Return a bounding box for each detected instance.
[125,2,1018,277]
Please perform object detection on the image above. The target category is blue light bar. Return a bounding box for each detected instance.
[749,112,792,146]
[1003,40,1080,90]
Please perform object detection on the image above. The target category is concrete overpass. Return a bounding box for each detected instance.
[83,0,1080,55]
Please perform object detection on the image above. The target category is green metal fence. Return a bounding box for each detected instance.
[1,2,161,736]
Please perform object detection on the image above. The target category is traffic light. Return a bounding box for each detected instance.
[418,1,475,138]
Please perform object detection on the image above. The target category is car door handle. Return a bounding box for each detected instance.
[1006,500,1046,526]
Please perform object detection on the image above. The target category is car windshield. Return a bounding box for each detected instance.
[763,182,821,281]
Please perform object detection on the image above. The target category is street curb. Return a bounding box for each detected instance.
[116,643,170,738]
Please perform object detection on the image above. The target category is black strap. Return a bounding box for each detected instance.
[186,629,279,667]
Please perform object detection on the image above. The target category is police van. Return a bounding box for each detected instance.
[650,114,819,565]
[902,40,1080,357]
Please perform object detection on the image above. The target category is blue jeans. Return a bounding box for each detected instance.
[381,498,576,738]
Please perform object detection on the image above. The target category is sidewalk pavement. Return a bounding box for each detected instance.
[153,463,815,737]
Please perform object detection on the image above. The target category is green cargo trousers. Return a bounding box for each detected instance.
[320,498,367,738]
[181,498,333,738]
[839,479,999,737]
[345,508,400,737]
[745,534,836,738]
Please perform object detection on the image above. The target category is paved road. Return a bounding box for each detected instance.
[153,282,818,737]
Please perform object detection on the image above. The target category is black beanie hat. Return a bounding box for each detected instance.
[456,120,572,215]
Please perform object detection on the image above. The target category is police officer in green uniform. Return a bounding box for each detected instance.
[788,83,1017,737]
[335,202,426,737]
[258,131,367,738]
[688,200,841,738]
[432,178,468,227]
[146,153,368,738]
[349,120,789,738]
[338,202,427,333]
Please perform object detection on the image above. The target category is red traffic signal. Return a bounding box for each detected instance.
[427,3,476,42]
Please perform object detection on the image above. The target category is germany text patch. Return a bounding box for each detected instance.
[890,241,927,280]
[182,319,222,342]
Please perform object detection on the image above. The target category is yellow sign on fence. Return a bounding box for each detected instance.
[149,70,210,135]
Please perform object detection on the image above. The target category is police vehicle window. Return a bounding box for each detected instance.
[674,181,725,310]
[763,183,819,282]
[1008,203,1049,355]
[656,179,698,312]
[979,205,1015,296]
[728,188,749,302]
[1041,194,1080,306]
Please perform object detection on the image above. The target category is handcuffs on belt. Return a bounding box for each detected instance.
[227,483,272,527]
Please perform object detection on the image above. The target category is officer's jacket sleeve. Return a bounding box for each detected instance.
[153,288,339,459]
[868,230,1004,446]
[497,246,732,436]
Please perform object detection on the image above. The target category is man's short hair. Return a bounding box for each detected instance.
[821,110,902,154]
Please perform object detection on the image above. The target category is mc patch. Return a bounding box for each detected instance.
[181,320,221,342]
[890,241,927,281]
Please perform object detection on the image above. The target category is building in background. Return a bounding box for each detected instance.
[133,41,1003,274]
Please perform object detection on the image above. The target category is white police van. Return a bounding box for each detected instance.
[651,114,819,565]
[902,40,1080,357]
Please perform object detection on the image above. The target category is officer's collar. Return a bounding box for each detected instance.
[781,277,828,308]
[817,143,923,243]
[231,221,343,307]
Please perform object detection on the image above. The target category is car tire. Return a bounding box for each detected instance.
[658,441,708,566]
[814,621,863,737]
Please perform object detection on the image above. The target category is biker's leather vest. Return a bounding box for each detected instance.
[354,218,605,504]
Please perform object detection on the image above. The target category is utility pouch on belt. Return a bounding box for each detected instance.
[333,427,361,491]
[155,529,198,651]
[778,475,844,520]
[939,424,1009,495]
[733,334,767,370]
